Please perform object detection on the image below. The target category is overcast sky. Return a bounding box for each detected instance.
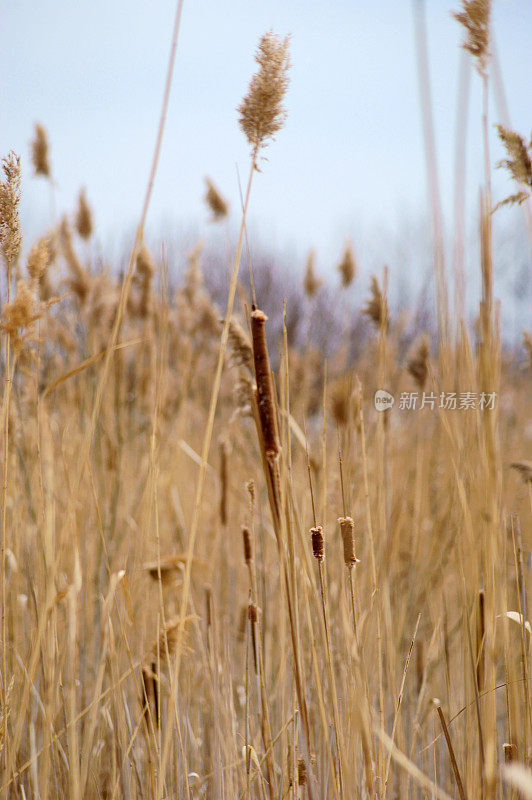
[1,0,531,290]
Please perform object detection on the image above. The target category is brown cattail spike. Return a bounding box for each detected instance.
[297,757,307,787]
[503,742,517,763]
[310,526,324,561]
[242,526,253,565]
[338,516,359,568]
[251,309,280,458]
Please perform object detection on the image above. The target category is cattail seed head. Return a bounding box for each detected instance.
[204,177,229,221]
[75,188,93,240]
[297,757,307,786]
[338,516,359,568]
[0,151,22,271]
[407,335,430,390]
[238,30,290,158]
[242,526,253,565]
[303,249,322,298]
[452,0,491,74]
[251,308,280,458]
[338,240,356,288]
[310,526,324,561]
[30,123,51,178]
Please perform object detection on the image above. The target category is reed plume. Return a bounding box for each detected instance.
[303,250,322,298]
[238,30,290,159]
[30,123,51,178]
[75,188,93,240]
[0,152,22,273]
[495,125,532,209]
[453,0,491,73]
[338,240,356,288]
[407,335,430,390]
[59,216,90,302]
[363,274,388,331]
[228,316,254,373]
[204,177,229,221]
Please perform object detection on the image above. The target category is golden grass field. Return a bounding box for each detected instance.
[0,3,532,799]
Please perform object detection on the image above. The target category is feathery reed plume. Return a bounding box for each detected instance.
[303,249,322,298]
[494,125,532,209]
[338,240,356,288]
[510,461,532,484]
[242,525,253,565]
[407,335,430,390]
[182,241,204,303]
[0,152,22,273]
[338,517,359,568]
[251,309,280,458]
[310,526,324,561]
[523,330,532,368]
[27,234,52,286]
[238,30,290,159]
[204,177,229,221]
[228,316,254,373]
[135,243,154,318]
[30,123,51,178]
[363,274,388,331]
[452,0,491,74]
[0,281,47,349]
[59,216,90,302]
[75,188,93,240]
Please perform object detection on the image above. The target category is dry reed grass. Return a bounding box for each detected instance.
[0,15,530,800]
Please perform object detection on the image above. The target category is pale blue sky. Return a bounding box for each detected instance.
[1,1,531,294]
